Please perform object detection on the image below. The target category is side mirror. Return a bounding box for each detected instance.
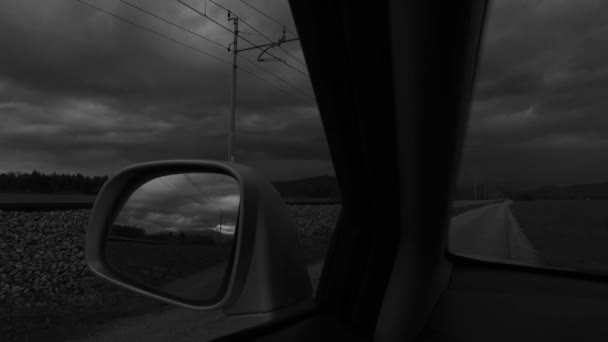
[86,160,312,316]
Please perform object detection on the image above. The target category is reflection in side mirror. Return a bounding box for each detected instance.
[104,172,240,304]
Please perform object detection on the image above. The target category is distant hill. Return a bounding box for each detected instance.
[509,182,608,200]
[272,175,340,201]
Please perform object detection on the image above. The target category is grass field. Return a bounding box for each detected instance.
[511,200,608,274]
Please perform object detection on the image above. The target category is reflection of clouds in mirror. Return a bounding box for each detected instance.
[215,194,240,210]
[209,223,236,235]
[114,173,240,235]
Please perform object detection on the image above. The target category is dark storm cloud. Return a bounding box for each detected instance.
[0,0,325,178]
[460,0,608,186]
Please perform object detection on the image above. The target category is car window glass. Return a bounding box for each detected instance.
[0,0,339,340]
[450,0,608,275]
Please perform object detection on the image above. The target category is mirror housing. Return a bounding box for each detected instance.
[86,160,312,315]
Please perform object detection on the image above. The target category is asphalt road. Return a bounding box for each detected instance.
[449,200,540,265]
[72,262,324,342]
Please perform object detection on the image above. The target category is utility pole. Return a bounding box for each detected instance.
[226,11,299,162]
[228,14,238,162]
[474,180,477,200]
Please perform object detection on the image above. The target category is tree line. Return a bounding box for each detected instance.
[0,170,109,194]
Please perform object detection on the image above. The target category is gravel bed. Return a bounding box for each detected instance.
[288,204,341,261]
[0,210,93,311]
[0,205,341,313]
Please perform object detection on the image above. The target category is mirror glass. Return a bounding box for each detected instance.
[104,172,239,303]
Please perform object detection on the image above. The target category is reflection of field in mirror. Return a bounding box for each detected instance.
[105,238,232,302]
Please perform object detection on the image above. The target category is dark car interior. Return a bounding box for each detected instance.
[211,0,608,341]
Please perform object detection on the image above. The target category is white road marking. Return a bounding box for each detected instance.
[449,200,540,265]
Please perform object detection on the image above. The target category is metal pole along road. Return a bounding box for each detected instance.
[228,17,238,162]
[226,10,299,161]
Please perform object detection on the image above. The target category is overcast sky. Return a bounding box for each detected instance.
[1,1,608,187]
[0,0,332,180]
[460,0,608,188]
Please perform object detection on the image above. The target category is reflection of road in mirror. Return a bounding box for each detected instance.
[105,172,240,303]
[159,261,229,301]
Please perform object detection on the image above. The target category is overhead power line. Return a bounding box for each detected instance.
[176,0,307,80]
[239,55,314,101]
[119,0,226,50]
[78,0,316,163]
[236,17,309,75]
[111,0,311,102]
[182,174,224,232]
[172,2,311,91]
[203,0,307,77]
[75,0,309,107]
[74,0,231,66]
[120,0,304,80]
[279,46,306,68]
[175,0,234,34]
[201,1,280,56]
[239,0,297,38]
[230,5,307,68]
[163,175,224,235]
[239,30,268,37]
[237,55,313,101]
[176,0,307,77]
[188,0,314,161]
